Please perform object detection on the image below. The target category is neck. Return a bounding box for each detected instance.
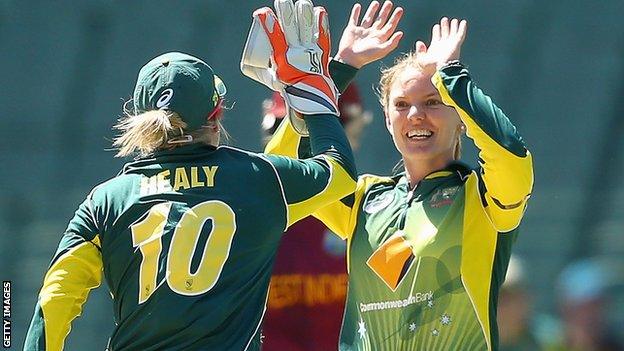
[403,156,453,189]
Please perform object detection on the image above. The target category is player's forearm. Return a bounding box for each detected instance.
[433,64,533,206]
[305,114,356,180]
[434,64,527,155]
[24,235,103,351]
[329,60,359,92]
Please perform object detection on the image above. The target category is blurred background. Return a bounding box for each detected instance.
[0,0,623,350]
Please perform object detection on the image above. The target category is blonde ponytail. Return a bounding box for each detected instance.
[112,110,187,158]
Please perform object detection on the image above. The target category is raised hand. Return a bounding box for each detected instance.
[334,1,404,69]
[415,17,467,76]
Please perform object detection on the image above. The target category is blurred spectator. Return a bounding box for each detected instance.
[260,84,371,351]
[547,259,623,351]
[498,255,544,351]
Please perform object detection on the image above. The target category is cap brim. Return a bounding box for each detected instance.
[214,75,227,97]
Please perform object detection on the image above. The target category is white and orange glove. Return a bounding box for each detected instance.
[241,0,339,135]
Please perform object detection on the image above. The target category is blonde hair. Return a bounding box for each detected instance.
[377,51,462,161]
[112,105,224,158]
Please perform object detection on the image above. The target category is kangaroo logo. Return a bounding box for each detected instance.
[156,88,174,109]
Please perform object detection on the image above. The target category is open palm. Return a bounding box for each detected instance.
[334,1,404,69]
[416,17,468,76]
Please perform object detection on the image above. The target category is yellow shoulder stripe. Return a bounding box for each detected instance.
[264,118,301,158]
[286,156,356,228]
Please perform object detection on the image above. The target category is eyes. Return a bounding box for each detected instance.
[392,98,443,110]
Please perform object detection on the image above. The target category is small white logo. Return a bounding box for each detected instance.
[364,191,395,214]
[156,88,174,109]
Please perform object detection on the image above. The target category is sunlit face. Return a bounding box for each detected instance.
[385,67,462,167]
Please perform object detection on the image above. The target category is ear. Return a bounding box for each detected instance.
[384,109,393,135]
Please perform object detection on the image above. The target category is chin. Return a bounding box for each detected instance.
[400,146,453,165]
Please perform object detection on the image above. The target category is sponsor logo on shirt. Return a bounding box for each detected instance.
[359,291,434,313]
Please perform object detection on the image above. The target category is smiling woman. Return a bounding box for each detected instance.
[266,16,534,350]
[379,53,465,180]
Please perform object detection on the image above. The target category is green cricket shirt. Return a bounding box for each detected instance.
[266,64,534,351]
[24,114,356,351]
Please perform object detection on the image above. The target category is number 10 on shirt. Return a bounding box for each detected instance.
[131,200,237,303]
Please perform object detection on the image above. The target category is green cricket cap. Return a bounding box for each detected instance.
[133,52,227,130]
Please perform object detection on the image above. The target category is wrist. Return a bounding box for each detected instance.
[437,60,464,71]
[333,51,365,69]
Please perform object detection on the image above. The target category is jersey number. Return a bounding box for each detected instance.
[131,200,237,303]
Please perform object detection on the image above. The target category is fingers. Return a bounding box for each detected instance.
[437,17,468,36]
[380,6,403,40]
[432,17,467,41]
[275,0,299,46]
[440,17,449,38]
[348,3,362,26]
[379,31,403,51]
[372,1,393,29]
[431,23,440,43]
[458,19,468,44]
[296,0,314,47]
[450,18,458,34]
[360,1,380,28]
[415,40,427,55]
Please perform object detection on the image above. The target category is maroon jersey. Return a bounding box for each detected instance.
[262,217,347,350]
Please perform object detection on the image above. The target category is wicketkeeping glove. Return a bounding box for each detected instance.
[241,0,339,135]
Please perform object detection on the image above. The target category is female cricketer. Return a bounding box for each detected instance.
[264,14,534,351]
[23,1,357,350]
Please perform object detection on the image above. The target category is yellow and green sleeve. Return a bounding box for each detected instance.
[264,60,364,232]
[24,232,102,351]
[265,114,357,229]
[24,195,103,351]
[433,63,534,232]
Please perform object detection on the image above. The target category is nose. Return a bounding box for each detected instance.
[407,105,425,121]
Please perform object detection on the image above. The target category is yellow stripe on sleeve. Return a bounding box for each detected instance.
[460,174,498,351]
[39,240,103,350]
[264,118,301,158]
[313,174,391,240]
[286,156,356,228]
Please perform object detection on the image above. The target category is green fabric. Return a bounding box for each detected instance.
[50,147,289,350]
[329,60,359,92]
[25,115,353,350]
[266,114,356,204]
[489,230,518,350]
[438,65,527,157]
[133,52,226,131]
[24,304,46,351]
[341,168,496,350]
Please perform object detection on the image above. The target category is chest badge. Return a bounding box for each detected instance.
[364,191,395,214]
[429,186,460,208]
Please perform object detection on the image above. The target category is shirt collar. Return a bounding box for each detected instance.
[121,143,218,174]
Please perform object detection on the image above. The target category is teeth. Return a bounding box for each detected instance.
[407,129,433,138]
